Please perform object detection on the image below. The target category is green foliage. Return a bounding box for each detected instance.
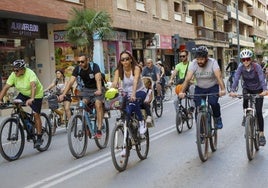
[66,8,113,60]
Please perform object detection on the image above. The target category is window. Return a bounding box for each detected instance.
[174,2,180,13]
[117,0,128,10]
[197,14,204,26]
[160,0,169,20]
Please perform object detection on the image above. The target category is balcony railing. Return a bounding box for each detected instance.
[248,7,266,21]
[193,0,213,9]
[214,31,228,42]
[213,1,227,14]
[249,27,267,39]
[196,26,214,40]
[227,6,253,26]
[228,32,254,47]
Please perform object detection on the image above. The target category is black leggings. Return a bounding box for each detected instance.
[243,89,264,132]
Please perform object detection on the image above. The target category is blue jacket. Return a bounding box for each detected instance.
[231,62,267,92]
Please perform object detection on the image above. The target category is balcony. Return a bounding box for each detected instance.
[243,0,253,6]
[227,6,253,26]
[228,32,254,47]
[213,1,227,14]
[214,31,228,42]
[249,27,267,39]
[248,7,266,22]
[196,26,214,40]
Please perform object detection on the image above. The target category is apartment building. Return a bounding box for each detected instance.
[0,0,83,87]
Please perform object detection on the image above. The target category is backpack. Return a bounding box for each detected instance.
[76,62,106,91]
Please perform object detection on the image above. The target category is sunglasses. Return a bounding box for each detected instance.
[241,58,251,62]
[180,55,186,58]
[77,61,85,64]
[13,69,20,72]
[120,57,130,62]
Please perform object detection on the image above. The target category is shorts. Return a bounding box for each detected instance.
[80,88,104,102]
[16,93,43,114]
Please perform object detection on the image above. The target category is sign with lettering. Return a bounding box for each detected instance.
[9,20,40,38]
[54,31,66,42]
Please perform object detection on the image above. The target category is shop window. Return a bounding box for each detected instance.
[174,2,180,13]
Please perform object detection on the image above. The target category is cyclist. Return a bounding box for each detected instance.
[156,61,166,98]
[178,46,226,129]
[225,57,238,85]
[111,50,147,134]
[0,59,44,148]
[142,58,162,99]
[44,69,72,124]
[229,49,268,146]
[59,54,104,139]
[169,49,195,112]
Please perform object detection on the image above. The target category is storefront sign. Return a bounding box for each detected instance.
[103,31,127,41]
[146,34,172,49]
[9,20,40,38]
[54,31,66,42]
[160,35,172,49]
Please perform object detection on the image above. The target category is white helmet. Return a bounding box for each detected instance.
[240,49,253,59]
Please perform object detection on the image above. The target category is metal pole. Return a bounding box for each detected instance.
[236,0,240,63]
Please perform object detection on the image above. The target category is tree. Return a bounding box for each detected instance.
[66,8,113,61]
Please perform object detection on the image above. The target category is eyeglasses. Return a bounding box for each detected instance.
[77,61,85,64]
[13,69,20,72]
[241,58,251,62]
[180,55,186,58]
[120,57,130,62]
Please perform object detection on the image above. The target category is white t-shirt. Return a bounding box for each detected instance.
[188,58,220,88]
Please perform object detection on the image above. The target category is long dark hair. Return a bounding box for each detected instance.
[117,50,141,80]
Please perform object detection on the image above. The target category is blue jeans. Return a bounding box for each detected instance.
[125,90,146,121]
[194,85,221,118]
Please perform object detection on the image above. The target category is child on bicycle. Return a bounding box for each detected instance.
[229,49,268,146]
[142,77,153,125]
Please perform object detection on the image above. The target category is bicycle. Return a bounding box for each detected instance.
[110,97,150,172]
[163,84,173,101]
[193,93,218,162]
[152,83,163,118]
[0,99,52,161]
[67,93,109,158]
[44,90,75,135]
[175,94,194,134]
[236,94,260,160]
[226,71,238,93]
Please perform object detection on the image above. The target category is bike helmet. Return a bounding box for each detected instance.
[240,49,253,59]
[105,88,119,100]
[195,46,208,58]
[13,59,26,68]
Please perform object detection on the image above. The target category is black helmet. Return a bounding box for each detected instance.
[13,59,26,68]
[195,46,208,58]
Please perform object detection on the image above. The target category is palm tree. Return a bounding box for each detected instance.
[66,8,113,61]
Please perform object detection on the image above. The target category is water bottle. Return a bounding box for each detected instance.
[24,118,33,134]
[200,99,206,111]
[79,100,83,108]
[90,108,96,121]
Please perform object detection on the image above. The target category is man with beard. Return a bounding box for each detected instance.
[178,46,226,129]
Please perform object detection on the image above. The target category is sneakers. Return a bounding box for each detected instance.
[104,111,110,118]
[215,117,223,129]
[95,130,102,139]
[259,136,266,146]
[34,138,42,148]
[139,120,147,135]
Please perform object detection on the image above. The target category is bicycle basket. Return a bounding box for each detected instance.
[104,93,126,111]
[47,94,59,110]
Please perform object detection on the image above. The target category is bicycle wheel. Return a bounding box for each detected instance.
[176,111,183,134]
[48,113,56,136]
[245,115,254,160]
[0,118,25,161]
[209,116,217,152]
[254,117,260,151]
[186,112,194,129]
[226,79,231,93]
[164,85,172,101]
[37,113,52,152]
[154,98,163,117]
[67,114,88,158]
[95,118,109,149]
[136,129,149,160]
[111,122,130,172]
[196,113,209,162]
